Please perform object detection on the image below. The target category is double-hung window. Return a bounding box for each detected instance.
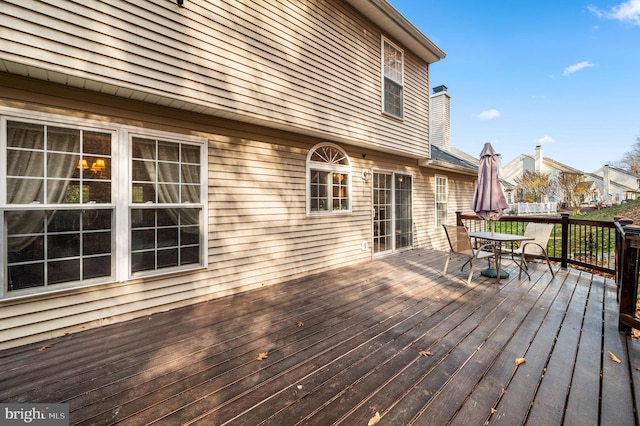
[1,112,206,298]
[382,38,404,119]
[130,137,203,274]
[306,143,351,215]
[436,175,448,227]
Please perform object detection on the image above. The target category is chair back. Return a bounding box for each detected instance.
[522,223,554,256]
[443,225,474,256]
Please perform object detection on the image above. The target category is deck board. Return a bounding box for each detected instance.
[0,248,638,426]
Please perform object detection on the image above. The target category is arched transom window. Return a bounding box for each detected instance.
[306,143,352,215]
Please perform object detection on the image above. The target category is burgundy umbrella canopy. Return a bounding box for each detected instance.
[471,142,508,221]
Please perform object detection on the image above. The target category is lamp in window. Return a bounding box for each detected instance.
[91,159,106,173]
[77,159,89,170]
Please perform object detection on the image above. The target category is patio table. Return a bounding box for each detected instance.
[468,231,534,283]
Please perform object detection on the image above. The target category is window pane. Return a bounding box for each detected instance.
[132,229,156,250]
[182,144,200,163]
[181,246,200,265]
[7,150,44,177]
[158,227,178,248]
[131,251,156,273]
[47,127,80,152]
[48,210,81,232]
[158,141,180,161]
[7,178,44,204]
[48,234,80,259]
[83,256,111,279]
[83,231,111,255]
[158,184,180,203]
[132,160,155,181]
[83,131,111,156]
[7,236,44,263]
[132,138,156,159]
[48,259,80,284]
[8,264,44,291]
[157,248,178,268]
[7,121,44,149]
[181,164,200,183]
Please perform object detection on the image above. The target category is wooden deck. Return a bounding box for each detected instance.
[1,248,639,425]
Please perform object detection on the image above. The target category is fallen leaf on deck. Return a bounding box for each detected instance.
[297,321,304,327]
[491,408,497,414]
[37,344,53,352]
[368,411,381,426]
[515,357,526,366]
[257,352,269,360]
[609,351,621,363]
[419,350,432,357]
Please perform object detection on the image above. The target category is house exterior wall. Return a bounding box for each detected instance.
[0,0,454,350]
[1,0,433,158]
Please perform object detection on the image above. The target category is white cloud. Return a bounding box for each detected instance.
[563,61,596,76]
[588,0,640,25]
[537,135,556,144]
[475,109,501,120]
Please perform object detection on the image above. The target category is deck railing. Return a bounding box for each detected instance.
[456,212,616,275]
[614,218,640,333]
[455,212,639,333]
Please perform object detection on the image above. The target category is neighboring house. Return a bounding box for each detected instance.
[501,145,586,205]
[0,0,454,349]
[588,165,640,205]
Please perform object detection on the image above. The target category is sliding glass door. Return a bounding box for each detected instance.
[373,172,412,255]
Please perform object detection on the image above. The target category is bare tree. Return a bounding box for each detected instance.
[620,136,640,174]
[557,172,593,214]
[514,171,554,203]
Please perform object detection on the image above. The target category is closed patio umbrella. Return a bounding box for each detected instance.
[471,142,508,223]
[471,142,509,278]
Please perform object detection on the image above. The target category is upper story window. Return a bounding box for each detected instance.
[1,112,207,298]
[382,38,404,119]
[306,143,352,215]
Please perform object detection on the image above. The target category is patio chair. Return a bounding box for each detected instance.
[511,222,555,279]
[442,224,495,284]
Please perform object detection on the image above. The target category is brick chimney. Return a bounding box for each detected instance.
[430,85,450,151]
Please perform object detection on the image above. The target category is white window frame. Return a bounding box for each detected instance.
[306,142,352,216]
[0,107,207,299]
[381,37,404,119]
[435,175,448,228]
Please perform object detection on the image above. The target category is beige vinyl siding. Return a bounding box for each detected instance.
[427,172,476,251]
[1,0,431,158]
[0,76,380,349]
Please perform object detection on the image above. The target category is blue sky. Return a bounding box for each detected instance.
[387,0,640,172]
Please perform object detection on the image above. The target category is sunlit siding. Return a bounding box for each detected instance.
[0,76,378,349]
[0,0,430,158]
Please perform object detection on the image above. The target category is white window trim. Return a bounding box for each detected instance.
[435,174,448,228]
[381,36,405,119]
[306,142,352,216]
[0,106,208,299]
[372,169,414,258]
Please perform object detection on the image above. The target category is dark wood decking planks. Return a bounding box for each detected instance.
[0,248,637,426]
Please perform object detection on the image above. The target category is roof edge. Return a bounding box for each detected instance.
[344,0,446,64]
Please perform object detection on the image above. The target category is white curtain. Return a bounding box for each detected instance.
[135,140,200,231]
[6,123,76,251]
